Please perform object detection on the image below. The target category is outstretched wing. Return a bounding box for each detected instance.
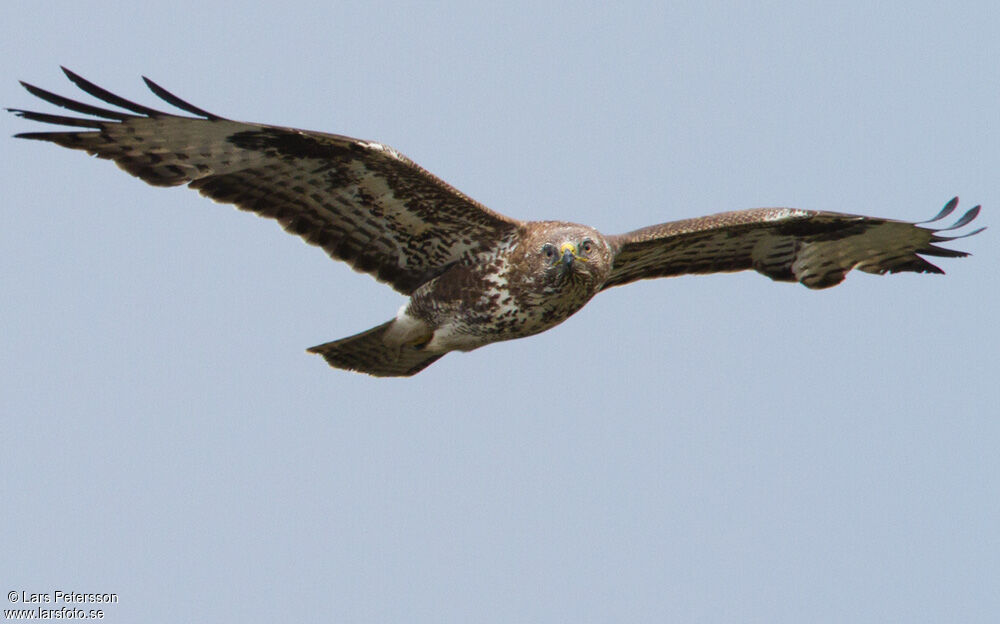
[9,68,521,294]
[603,198,983,290]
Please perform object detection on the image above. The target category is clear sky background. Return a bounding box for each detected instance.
[2,2,997,622]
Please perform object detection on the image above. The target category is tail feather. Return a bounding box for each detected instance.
[307,320,444,377]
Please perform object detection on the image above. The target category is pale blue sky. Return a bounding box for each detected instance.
[2,2,998,622]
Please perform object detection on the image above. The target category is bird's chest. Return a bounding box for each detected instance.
[409,260,595,347]
[504,273,594,333]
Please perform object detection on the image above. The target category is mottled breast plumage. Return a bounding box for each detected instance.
[402,222,613,353]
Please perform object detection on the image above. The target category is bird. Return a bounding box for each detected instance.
[9,68,985,377]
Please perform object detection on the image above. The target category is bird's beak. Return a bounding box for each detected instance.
[560,243,576,267]
[559,242,586,268]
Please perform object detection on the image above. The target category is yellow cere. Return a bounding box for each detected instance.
[560,242,587,261]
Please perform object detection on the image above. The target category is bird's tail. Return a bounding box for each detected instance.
[307,320,444,377]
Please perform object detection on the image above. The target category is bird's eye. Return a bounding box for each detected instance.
[541,243,558,260]
[580,239,594,254]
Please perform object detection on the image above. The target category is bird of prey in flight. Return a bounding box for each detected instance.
[9,69,984,376]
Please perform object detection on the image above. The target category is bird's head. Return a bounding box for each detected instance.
[517,223,613,294]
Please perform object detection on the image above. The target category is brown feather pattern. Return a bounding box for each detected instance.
[605,201,983,290]
[10,68,520,295]
[7,70,985,376]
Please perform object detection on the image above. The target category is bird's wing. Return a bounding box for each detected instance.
[9,68,522,294]
[603,198,983,290]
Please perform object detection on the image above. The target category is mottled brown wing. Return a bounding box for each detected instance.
[603,199,983,290]
[9,68,521,294]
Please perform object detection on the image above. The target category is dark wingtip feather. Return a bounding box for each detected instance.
[908,257,946,274]
[142,76,223,120]
[8,108,105,129]
[13,132,51,140]
[913,199,985,263]
[12,131,86,143]
[919,198,984,246]
[919,196,959,224]
[918,244,971,259]
[930,226,987,243]
[18,80,132,121]
[59,66,169,117]
[939,205,981,231]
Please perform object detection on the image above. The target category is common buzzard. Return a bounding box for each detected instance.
[9,69,984,376]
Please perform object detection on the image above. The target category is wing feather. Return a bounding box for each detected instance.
[9,69,521,294]
[603,200,983,290]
